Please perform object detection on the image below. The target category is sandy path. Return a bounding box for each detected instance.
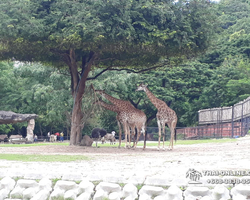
[0,137,249,181]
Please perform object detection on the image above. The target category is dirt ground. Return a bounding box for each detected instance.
[1,137,250,180]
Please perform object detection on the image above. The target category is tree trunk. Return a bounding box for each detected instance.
[70,98,83,145]
[65,49,96,146]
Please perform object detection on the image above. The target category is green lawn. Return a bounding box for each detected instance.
[0,142,69,148]
[0,138,237,162]
[0,154,90,162]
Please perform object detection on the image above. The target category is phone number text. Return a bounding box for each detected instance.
[207,179,250,184]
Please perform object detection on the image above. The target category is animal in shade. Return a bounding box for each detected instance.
[136,83,177,150]
[95,90,147,149]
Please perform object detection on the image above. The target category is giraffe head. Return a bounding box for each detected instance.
[95,90,105,97]
[136,83,148,92]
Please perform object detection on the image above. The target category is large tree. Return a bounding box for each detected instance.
[0,0,216,145]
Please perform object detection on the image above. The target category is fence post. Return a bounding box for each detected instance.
[232,105,234,138]
[241,102,244,136]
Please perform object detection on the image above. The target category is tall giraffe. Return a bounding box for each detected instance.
[136,83,177,150]
[94,100,130,148]
[95,90,147,149]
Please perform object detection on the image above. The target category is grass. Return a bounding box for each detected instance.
[0,154,90,162]
[0,142,69,147]
[0,138,236,162]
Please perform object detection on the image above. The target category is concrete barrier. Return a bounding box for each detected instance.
[1,175,248,200]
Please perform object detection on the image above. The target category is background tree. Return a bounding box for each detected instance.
[0,62,72,136]
[0,0,216,144]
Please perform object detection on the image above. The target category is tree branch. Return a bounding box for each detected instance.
[87,66,111,80]
[109,61,171,73]
[147,114,156,124]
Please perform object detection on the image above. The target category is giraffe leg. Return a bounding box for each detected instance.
[127,126,132,149]
[169,120,177,150]
[117,121,122,148]
[157,119,161,151]
[123,123,129,148]
[142,125,147,150]
[130,125,136,148]
[129,125,135,149]
[169,126,174,150]
[133,125,142,149]
[162,122,166,151]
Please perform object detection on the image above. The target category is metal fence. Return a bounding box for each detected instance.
[175,120,249,139]
[142,118,250,141]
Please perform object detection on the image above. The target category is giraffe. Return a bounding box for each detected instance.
[136,83,177,150]
[94,99,130,148]
[95,90,147,149]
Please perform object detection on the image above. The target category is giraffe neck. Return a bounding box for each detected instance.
[98,101,120,113]
[144,88,166,109]
[101,92,128,107]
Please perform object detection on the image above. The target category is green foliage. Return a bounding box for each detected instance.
[0,124,14,134]
[199,56,250,109]
[0,124,13,134]
[0,62,72,135]
[0,0,217,141]
[201,0,250,68]
[3,0,250,134]
[0,0,216,68]
[92,61,212,127]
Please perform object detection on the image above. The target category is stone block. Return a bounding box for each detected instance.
[31,190,51,200]
[10,187,25,199]
[231,184,250,199]
[96,182,121,193]
[172,178,189,187]
[93,189,108,200]
[76,192,92,200]
[0,189,9,200]
[64,190,77,200]
[122,183,138,199]
[23,187,39,199]
[165,185,183,200]
[154,195,168,200]
[38,178,52,191]
[49,189,64,200]
[0,176,16,191]
[211,185,230,200]
[79,180,94,194]
[139,185,165,197]
[109,192,120,200]
[16,179,38,188]
[54,180,77,191]
[138,193,151,200]
[184,186,211,199]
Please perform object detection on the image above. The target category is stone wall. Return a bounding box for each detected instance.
[1,176,250,200]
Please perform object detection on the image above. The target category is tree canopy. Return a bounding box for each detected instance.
[0,0,215,66]
[0,0,217,144]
